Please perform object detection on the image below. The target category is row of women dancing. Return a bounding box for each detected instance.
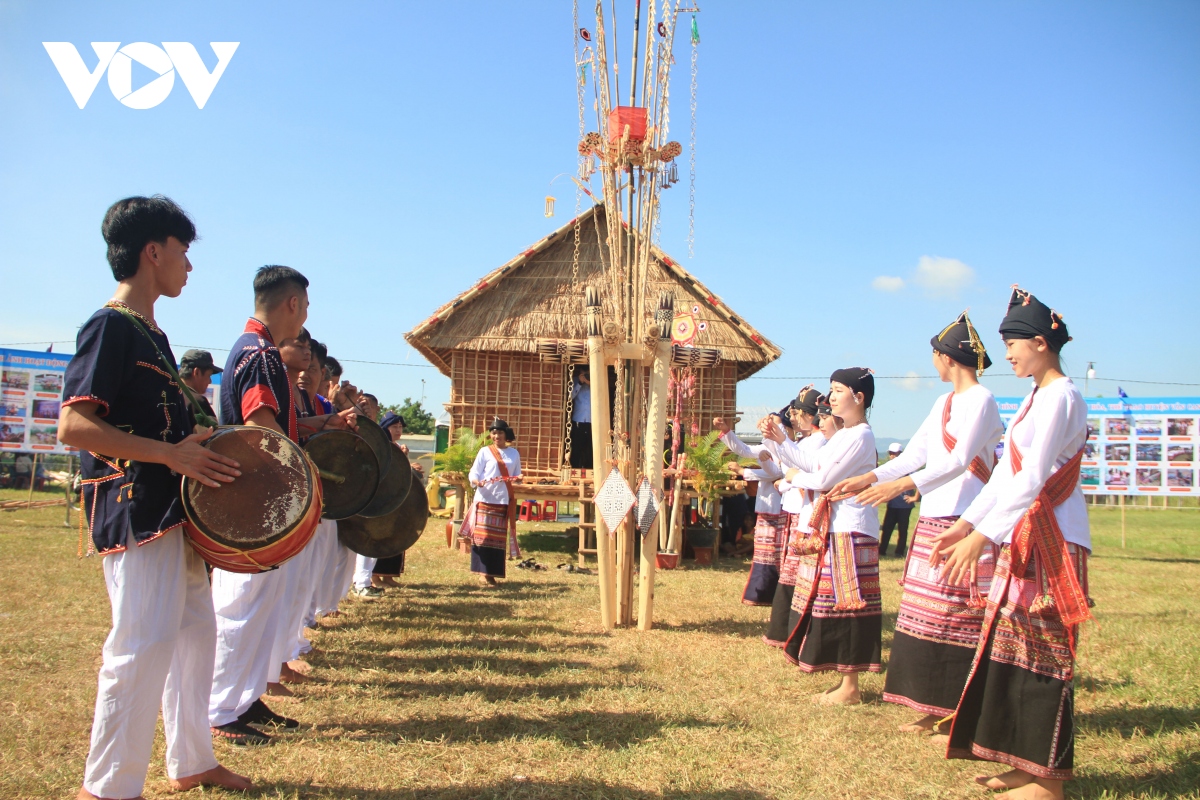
[720,294,1091,800]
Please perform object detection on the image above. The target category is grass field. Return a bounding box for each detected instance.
[0,488,1196,799]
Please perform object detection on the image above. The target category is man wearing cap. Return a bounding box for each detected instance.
[180,349,222,423]
[877,443,917,557]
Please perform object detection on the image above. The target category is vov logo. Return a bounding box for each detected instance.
[43,42,239,109]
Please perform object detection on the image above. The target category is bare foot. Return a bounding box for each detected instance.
[286,659,312,675]
[168,764,253,792]
[323,610,340,619]
[265,682,293,697]
[996,779,1064,800]
[928,733,949,747]
[78,789,142,800]
[479,576,498,587]
[379,576,401,587]
[975,769,1035,791]
[898,713,942,733]
[279,663,310,684]
[812,683,861,705]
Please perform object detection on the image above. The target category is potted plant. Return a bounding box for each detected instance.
[680,430,752,565]
[432,428,487,549]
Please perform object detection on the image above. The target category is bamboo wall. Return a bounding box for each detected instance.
[447,351,739,480]
[448,352,567,481]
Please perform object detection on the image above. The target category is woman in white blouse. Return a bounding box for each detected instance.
[930,288,1091,800]
[463,418,522,586]
[835,311,1004,735]
[775,368,881,706]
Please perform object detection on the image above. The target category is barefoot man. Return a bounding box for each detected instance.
[61,196,250,798]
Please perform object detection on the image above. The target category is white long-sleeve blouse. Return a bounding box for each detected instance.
[872,384,1004,518]
[468,445,522,506]
[783,423,880,537]
[961,377,1090,549]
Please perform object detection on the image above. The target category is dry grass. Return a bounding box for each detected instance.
[0,488,1197,799]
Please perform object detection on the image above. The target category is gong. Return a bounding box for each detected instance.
[337,472,429,558]
[303,429,380,519]
[358,445,413,518]
[351,415,393,477]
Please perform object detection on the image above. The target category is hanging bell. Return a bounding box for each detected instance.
[668,162,679,185]
[545,196,556,217]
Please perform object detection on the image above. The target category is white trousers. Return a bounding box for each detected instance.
[208,565,283,727]
[83,529,218,799]
[353,553,378,589]
[329,539,356,607]
[307,519,341,620]
[269,536,316,671]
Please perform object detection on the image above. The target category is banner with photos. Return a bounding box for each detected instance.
[997,396,1200,496]
[0,347,73,454]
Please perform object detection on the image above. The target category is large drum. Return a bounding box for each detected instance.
[338,471,429,558]
[303,429,380,519]
[182,426,322,573]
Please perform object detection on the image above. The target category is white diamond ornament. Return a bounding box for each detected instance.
[595,467,636,535]
[635,477,661,537]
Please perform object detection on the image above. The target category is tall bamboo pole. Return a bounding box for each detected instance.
[617,365,643,626]
[637,292,674,630]
[586,287,617,629]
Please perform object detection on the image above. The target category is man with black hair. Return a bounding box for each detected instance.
[59,196,251,798]
[208,266,355,746]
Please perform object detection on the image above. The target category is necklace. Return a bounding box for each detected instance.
[106,300,162,334]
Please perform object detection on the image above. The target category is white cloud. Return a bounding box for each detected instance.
[897,371,924,391]
[871,275,905,292]
[912,256,975,298]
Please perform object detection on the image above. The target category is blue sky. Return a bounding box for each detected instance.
[2,1,1197,439]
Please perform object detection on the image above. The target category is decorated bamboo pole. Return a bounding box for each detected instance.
[586,287,617,629]
[637,292,675,630]
[617,369,642,627]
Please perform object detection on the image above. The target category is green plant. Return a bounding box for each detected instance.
[432,427,488,506]
[682,430,755,526]
[380,397,436,434]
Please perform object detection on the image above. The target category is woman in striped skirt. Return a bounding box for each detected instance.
[931,288,1091,800]
[835,311,1004,734]
[462,418,521,586]
[713,412,788,605]
[778,369,882,705]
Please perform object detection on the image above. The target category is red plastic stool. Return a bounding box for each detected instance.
[518,500,540,522]
[541,500,558,521]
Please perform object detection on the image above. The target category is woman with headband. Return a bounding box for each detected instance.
[835,311,1004,735]
[930,288,1091,800]
[776,368,882,704]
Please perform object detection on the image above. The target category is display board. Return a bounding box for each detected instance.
[0,348,73,454]
[1,347,222,454]
[997,396,1200,496]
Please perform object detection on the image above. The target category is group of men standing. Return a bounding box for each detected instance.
[60,195,400,799]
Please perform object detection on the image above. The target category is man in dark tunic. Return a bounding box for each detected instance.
[60,196,250,799]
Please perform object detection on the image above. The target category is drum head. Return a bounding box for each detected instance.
[184,427,314,551]
[337,473,429,558]
[304,430,380,519]
[352,416,392,476]
[358,445,413,518]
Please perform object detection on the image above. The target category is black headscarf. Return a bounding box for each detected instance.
[488,416,516,442]
[790,385,822,416]
[998,286,1070,351]
[932,310,992,375]
[775,405,794,430]
[830,367,874,409]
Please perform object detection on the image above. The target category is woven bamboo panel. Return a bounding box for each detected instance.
[448,352,567,480]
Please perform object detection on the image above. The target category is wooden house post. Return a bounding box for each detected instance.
[586,287,617,629]
[637,292,675,630]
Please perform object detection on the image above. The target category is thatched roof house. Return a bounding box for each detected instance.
[405,205,780,481]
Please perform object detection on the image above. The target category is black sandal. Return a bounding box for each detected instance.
[239,698,299,730]
[211,721,272,746]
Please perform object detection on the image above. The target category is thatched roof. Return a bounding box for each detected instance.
[405,205,782,380]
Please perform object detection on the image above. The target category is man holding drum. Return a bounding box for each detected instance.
[60,196,251,799]
[208,266,355,746]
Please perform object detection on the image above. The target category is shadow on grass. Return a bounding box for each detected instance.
[252,778,772,800]
[655,611,899,641]
[322,648,595,678]
[374,676,601,702]
[317,709,721,750]
[1076,703,1200,737]
[1094,554,1200,565]
[1071,748,1200,799]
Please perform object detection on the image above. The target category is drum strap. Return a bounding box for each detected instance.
[106,302,218,428]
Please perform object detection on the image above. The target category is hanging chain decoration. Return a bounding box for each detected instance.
[688,12,698,257]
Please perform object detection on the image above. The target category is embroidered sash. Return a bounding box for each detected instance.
[799,490,866,611]
[488,445,521,559]
[941,392,993,484]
